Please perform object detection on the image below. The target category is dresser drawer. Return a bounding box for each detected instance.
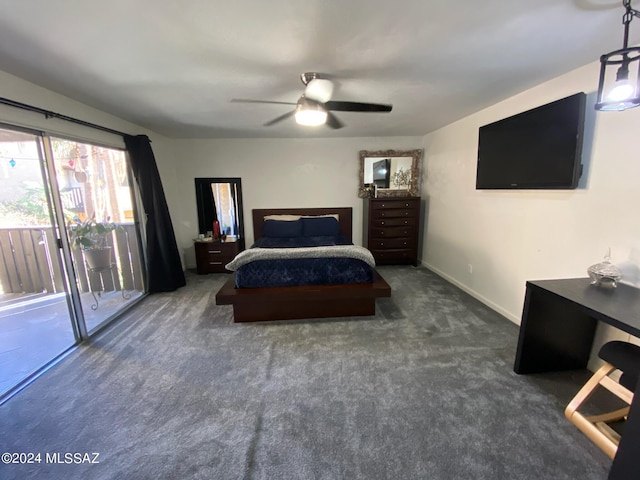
[372,217,417,228]
[371,249,417,265]
[195,241,238,274]
[369,237,416,250]
[364,196,421,267]
[370,199,419,210]
[372,209,417,220]
[370,225,417,238]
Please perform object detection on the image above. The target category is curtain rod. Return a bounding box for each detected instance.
[0,96,131,138]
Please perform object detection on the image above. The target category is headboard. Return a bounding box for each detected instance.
[252,207,353,242]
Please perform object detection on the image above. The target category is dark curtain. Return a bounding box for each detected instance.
[124,135,186,292]
[230,184,238,235]
[200,183,218,233]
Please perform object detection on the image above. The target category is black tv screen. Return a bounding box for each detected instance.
[476,92,586,189]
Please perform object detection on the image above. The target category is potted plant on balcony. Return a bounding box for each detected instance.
[69,215,121,270]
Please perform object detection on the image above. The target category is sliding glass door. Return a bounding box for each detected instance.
[0,126,146,400]
[0,127,77,397]
[49,137,144,333]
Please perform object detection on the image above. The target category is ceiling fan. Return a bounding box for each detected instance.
[231,72,393,129]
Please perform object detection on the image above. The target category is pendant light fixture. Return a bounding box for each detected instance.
[294,96,328,126]
[595,0,640,111]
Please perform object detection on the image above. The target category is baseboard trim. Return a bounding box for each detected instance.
[421,261,521,325]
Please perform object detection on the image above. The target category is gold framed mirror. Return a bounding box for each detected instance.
[358,149,422,198]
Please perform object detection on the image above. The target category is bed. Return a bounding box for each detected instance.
[215,207,391,322]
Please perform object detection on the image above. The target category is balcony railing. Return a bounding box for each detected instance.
[0,224,143,295]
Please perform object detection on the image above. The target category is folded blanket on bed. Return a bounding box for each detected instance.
[225,245,376,271]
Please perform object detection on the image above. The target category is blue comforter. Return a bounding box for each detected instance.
[229,236,375,288]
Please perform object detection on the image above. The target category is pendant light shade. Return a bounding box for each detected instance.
[295,97,328,126]
[595,1,640,111]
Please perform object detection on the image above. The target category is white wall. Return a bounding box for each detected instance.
[162,137,423,268]
[420,60,640,365]
[3,64,638,366]
[0,71,140,149]
[0,69,191,266]
[0,69,423,271]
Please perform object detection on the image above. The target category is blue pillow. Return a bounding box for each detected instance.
[302,216,340,237]
[262,219,303,237]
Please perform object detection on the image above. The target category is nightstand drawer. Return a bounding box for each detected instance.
[195,241,239,274]
[199,246,235,261]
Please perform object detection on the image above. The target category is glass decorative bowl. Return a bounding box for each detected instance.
[588,251,622,288]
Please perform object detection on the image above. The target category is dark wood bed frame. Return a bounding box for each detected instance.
[215,207,392,322]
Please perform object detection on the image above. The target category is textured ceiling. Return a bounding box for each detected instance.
[0,0,637,139]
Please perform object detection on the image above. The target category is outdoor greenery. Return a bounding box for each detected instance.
[68,215,121,250]
[0,183,50,227]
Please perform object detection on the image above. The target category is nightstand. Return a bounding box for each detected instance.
[194,240,239,274]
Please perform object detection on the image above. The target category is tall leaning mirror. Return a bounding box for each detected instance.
[358,149,422,198]
[194,177,245,250]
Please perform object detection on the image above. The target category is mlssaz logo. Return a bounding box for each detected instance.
[45,452,100,464]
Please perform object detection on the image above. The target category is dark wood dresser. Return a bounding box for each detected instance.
[363,197,421,266]
[194,240,239,274]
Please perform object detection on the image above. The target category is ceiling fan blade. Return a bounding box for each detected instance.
[326,112,344,129]
[264,110,296,126]
[231,98,297,106]
[325,101,392,112]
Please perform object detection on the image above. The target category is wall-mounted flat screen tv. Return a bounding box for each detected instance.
[476,92,586,190]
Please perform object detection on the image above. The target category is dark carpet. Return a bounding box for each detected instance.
[0,266,611,479]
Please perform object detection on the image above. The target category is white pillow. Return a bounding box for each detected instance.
[300,214,339,220]
[263,214,301,221]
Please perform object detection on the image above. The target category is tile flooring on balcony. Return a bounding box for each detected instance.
[0,289,144,398]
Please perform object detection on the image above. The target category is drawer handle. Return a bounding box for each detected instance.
[381,221,385,225]
[208,250,222,254]
[380,242,384,246]
[209,262,223,265]
[404,220,408,224]
[405,203,409,207]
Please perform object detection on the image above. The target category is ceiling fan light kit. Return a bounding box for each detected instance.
[304,78,334,104]
[231,72,392,129]
[295,98,328,126]
[596,0,640,111]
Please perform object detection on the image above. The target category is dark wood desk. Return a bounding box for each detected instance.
[514,278,640,374]
[513,278,640,480]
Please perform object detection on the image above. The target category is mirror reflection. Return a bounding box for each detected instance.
[359,149,422,197]
[364,156,414,189]
[194,177,245,249]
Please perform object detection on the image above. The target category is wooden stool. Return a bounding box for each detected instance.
[565,341,640,459]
